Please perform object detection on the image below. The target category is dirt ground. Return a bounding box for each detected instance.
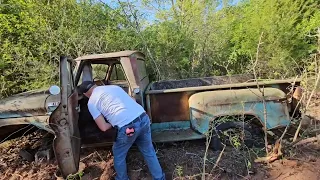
[1,132,320,180]
[1,95,320,180]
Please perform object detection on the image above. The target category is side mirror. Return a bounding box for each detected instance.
[49,85,61,95]
[133,88,140,94]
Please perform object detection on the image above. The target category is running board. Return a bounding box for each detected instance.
[151,128,204,143]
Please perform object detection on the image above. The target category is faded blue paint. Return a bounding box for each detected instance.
[190,101,289,134]
[0,112,34,119]
[152,128,204,142]
[30,121,53,133]
[150,121,206,142]
[271,84,280,89]
[0,115,53,133]
[188,88,290,135]
[189,109,212,134]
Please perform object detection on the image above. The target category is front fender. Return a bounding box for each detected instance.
[0,116,53,133]
[189,88,290,134]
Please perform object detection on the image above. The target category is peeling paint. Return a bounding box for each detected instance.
[189,88,290,134]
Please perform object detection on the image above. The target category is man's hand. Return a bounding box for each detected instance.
[94,115,112,132]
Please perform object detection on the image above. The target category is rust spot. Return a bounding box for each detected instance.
[59,119,67,126]
[149,92,191,122]
[293,86,302,100]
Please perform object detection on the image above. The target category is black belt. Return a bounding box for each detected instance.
[125,112,147,126]
[113,112,147,142]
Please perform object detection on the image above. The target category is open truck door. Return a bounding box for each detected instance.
[49,56,80,178]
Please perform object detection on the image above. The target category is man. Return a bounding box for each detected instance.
[78,81,165,180]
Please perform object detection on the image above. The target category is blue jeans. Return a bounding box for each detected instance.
[112,113,165,180]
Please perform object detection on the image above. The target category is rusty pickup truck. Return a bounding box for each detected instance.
[0,51,301,177]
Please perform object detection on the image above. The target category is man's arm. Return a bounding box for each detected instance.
[94,115,112,132]
[88,102,112,132]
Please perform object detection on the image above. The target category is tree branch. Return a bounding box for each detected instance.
[253,32,269,155]
[117,0,162,80]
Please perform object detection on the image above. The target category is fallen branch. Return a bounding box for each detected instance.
[213,145,226,169]
[255,139,282,163]
[12,173,23,179]
[293,134,320,147]
[185,152,199,156]
[80,152,95,162]
[95,150,104,161]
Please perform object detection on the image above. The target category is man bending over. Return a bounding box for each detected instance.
[78,81,165,180]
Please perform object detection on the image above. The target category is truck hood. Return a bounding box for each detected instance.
[0,89,60,119]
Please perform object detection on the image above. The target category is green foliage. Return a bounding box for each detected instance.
[66,170,84,180]
[230,0,320,78]
[0,0,138,98]
[174,165,184,177]
[142,0,319,78]
[0,0,319,98]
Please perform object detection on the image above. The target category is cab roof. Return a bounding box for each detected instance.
[74,50,145,61]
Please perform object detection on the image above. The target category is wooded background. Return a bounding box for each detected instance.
[0,0,319,98]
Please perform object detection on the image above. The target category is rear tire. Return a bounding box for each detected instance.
[210,121,263,151]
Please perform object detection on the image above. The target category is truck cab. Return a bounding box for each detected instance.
[73,51,149,147]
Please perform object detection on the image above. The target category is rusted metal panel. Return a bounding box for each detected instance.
[146,78,302,94]
[74,52,146,106]
[68,91,80,170]
[146,94,152,121]
[149,92,191,123]
[0,116,53,133]
[0,89,60,119]
[0,91,48,116]
[151,128,204,142]
[75,51,144,61]
[188,88,290,134]
[146,85,293,125]
[291,86,303,112]
[50,56,80,178]
[49,100,78,177]
[151,74,254,90]
[195,88,287,106]
[150,121,204,142]
[120,57,138,95]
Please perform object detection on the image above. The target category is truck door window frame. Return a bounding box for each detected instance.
[76,61,110,86]
[107,62,130,94]
[109,63,127,82]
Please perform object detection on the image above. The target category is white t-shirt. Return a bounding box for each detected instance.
[87,85,145,128]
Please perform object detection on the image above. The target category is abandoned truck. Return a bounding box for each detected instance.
[0,51,301,177]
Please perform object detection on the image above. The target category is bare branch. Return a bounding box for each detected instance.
[278,76,301,141]
[252,32,269,155]
[253,32,264,92]
[293,67,320,142]
[293,134,320,147]
[213,144,226,169]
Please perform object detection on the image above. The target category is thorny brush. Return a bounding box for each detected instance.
[198,30,320,179]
